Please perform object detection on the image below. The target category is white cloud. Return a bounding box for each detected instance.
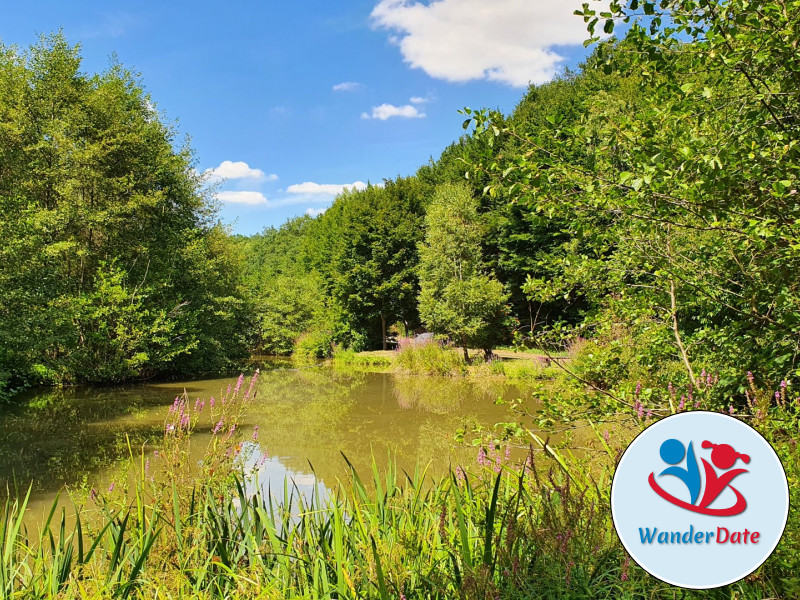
[305,207,327,217]
[371,0,605,87]
[216,191,269,205]
[287,181,368,196]
[361,103,425,120]
[409,96,426,104]
[332,81,364,92]
[205,160,276,182]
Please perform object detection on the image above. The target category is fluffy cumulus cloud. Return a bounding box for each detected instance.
[216,191,269,205]
[371,0,604,87]
[361,103,425,120]
[287,181,368,196]
[305,207,327,217]
[332,81,364,92]
[205,160,277,182]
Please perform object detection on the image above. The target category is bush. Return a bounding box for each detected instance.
[293,329,333,363]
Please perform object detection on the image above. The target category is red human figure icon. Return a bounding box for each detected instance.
[698,441,750,510]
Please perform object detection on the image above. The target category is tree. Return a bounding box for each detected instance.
[418,183,510,361]
[234,216,326,355]
[306,178,426,350]
[464,0,800,386]
[0,33,249,396]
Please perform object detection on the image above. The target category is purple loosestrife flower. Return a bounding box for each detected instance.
[252,425,259,441]
[729,405,736,415]
[635,382,641,398]
[212,419,224,435]
[210,396,215,409]
[244,370,260,401]
[603,429,610,443]
[456,466,466,484]
[678,396,685,412]
[635,400,644,420]
[477,447,488,467]
[108,482,115,493]
[781,380,788,389]
[234,374,244,395]
[747,371,755,384]
[646,409,653,420]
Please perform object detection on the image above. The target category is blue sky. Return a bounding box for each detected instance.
[2,1,599,234]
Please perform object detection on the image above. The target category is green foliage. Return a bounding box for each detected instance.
[460,0,800,390]
[418,184,511,358]
[293,329,334,363]
[0,34,249,394]
[235,217,326,355]
[307,178,426,350]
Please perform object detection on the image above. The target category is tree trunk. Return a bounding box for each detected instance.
[670,278,697,388]
[462,342,470,364]
[381,314,387,351]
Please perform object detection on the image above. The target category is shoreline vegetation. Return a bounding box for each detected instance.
[0,371,796,599]
[330,341,568,381]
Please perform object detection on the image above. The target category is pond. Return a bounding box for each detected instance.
[1,362,543,522]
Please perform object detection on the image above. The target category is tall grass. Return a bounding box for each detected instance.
[395,341,467,376]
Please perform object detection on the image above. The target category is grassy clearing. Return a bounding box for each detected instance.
[331,348,394,369]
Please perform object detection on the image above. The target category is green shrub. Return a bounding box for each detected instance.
[293,329,333,363]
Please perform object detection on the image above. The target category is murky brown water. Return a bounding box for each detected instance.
[1,362,541,522]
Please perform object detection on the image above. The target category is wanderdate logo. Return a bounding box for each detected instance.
[611,411,789,589]
[648,438,750,516]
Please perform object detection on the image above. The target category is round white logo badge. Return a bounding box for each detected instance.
[611,411,789,589]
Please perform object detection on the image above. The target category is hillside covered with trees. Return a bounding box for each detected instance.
[4,0,800,405]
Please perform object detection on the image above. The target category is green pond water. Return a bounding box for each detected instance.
[1,362,543,520]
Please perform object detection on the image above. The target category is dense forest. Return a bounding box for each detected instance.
[3,0,800,403]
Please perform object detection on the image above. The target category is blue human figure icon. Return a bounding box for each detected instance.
[658,438,701,505]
